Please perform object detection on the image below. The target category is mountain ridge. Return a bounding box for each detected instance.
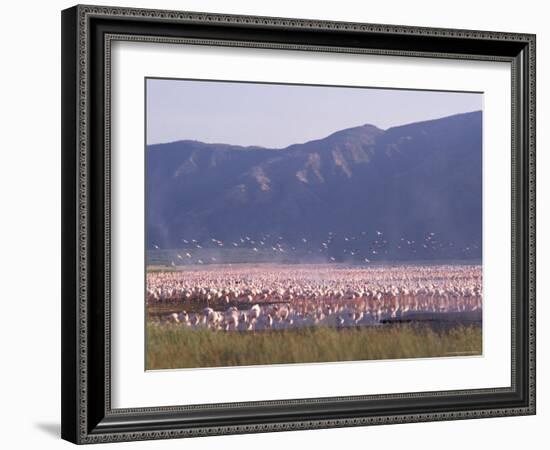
[147,110,479,151]
[146,111,482,262]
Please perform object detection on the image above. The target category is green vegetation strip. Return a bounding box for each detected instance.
[146,323,482,370]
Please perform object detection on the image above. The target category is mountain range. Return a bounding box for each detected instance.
[146,111,482,262]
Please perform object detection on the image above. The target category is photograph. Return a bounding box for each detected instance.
[57,4,536,444]
[145,78,484,370]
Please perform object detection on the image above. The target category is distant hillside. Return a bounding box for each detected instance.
[146,111,482,262]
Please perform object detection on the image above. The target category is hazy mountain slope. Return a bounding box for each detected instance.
[146,111,482,261]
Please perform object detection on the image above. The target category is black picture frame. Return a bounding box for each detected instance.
[61,4,536,444]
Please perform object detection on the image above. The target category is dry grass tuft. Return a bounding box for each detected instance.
[146,323,482,370]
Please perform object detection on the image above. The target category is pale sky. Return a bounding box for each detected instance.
[146,78,482,148]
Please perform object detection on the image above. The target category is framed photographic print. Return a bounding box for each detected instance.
[61,4,536,444]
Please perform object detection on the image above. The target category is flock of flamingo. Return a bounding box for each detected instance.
[147,264,482,331]
[149,230,480,266]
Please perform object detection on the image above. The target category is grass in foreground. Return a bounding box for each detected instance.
[146,323,482,370]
